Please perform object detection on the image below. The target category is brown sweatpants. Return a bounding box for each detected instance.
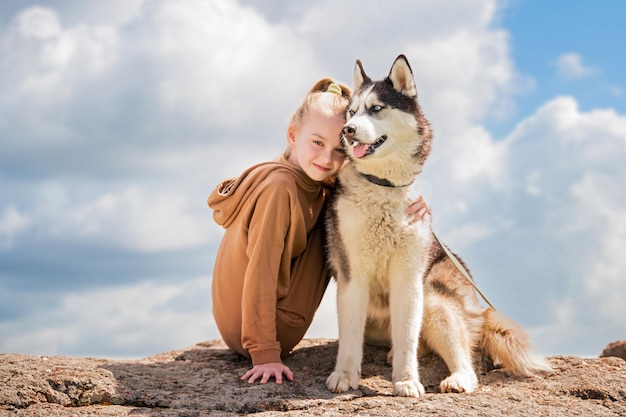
[212,226,330,361]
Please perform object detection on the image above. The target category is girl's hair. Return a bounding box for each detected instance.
[289,78,351,128]
[283,78,351,159]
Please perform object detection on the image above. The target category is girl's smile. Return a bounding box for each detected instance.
[286,108,346,182]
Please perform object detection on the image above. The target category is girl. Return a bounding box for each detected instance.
[208,79,429,385]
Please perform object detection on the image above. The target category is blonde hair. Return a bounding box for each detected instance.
[283,78,351,159]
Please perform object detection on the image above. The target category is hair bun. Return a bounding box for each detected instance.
[326,83,343,96]
[307,78,350,97]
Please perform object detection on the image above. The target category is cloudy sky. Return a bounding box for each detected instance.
[1,0,624,359]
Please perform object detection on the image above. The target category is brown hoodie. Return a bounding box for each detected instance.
[208,159,331,365]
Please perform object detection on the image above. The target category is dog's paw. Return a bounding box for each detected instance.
[326,370,359,393]
[393,379,425,397]
[440,371,478,393]
[386,348,393,365]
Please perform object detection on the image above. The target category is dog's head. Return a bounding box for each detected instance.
[341,55,432,180]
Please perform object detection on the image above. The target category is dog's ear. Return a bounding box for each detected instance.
[353,59,371,92]
[388,54,416,98]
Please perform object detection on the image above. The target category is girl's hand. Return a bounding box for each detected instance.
[407,194,430,223]
[241,362,294,384]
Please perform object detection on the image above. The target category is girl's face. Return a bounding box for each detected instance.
[287,108,346,182]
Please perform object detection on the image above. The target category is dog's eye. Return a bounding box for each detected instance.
[371,105,383,113]
[348,109,356,117]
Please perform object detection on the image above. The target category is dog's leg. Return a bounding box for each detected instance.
[388,261,425,397]
[326,277,368,393]
[421,294,478,393]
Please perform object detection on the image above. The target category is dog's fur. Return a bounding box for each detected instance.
[325,55,551,397]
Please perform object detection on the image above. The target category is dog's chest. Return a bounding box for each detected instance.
[334,186,418,254]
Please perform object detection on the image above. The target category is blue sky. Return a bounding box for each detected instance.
[496,1,625,133]
[0,0,624,359]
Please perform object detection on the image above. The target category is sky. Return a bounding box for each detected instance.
[0,0,624,359]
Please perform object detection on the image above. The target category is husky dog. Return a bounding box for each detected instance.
[325,55,551,397]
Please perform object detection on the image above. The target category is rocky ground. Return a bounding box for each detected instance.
[1,339,625,416]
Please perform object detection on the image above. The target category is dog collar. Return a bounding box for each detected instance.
[359,172,414,188]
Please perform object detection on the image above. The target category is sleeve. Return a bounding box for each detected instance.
[240,180,298,365]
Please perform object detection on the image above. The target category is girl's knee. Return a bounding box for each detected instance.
[219,330,249,359]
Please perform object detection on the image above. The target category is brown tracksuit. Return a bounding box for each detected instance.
[208,159,332,365]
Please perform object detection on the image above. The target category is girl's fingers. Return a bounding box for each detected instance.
[273,372,283,384]
[260,372,271,384]
[241,364,293,384]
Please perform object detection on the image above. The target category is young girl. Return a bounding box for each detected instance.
[208,79,429,385]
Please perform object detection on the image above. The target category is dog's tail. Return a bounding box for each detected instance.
[480,308,552,376]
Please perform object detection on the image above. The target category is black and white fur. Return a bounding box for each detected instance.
[325,55,551,397]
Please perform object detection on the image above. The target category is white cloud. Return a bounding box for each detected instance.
[492,96,626,354]
[502,96,626,199]
[299,0,501,44]
[2,6,120,96]
[135,0,323,131]
[572,173,626,321]
[0,0,316,257]
[295,0,518,131]
[443,222,503,250]
[53,0,147,26]
[0,277,214,358]
[27,182,218,252]
[442,125,507,187]
[554,53,596,80]
[524,170,543,196]
[12,6,61,39]
[0,1,324,177]
[0,206,31,250]
[406,29,515,125]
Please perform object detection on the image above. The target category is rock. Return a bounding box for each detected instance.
[601,341,626,361]
[1,339,625,416]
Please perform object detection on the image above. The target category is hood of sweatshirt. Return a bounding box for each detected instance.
[208,159,324,228]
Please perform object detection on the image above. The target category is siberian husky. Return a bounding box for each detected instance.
[325,55,551,397]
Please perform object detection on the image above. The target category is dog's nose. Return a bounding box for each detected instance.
[342,125,356,139]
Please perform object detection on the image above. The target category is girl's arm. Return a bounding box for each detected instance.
[240,178,303,383]
[240,184,292,365]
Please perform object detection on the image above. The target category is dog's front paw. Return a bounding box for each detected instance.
[326,370,359,393]
[440,371,478,393]
[393,379,425,397]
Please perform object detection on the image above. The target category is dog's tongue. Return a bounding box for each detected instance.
[352,143,370,158]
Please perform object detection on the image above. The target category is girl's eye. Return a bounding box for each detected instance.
[313,140,323,146]
[335,147,346,155]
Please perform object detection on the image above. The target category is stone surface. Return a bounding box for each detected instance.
[601,340,626,361]
[1,339,625,416]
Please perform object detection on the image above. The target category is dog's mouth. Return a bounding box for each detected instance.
[348,135,388,158]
